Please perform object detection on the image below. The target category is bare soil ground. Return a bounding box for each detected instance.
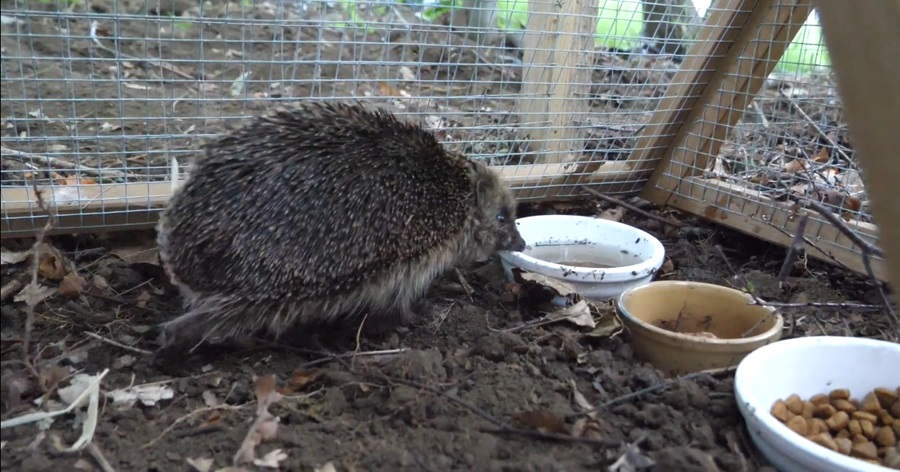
[2,199,895,472]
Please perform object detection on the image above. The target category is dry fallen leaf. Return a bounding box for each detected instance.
[38,246,68,281]
[1,248,30,265]
[555,300,596,329]
[281,369,320,394]
[513,410,568,434]
[609,441,655,472]
[187,457,214,472]
[233,375,284,465]
[58,273,86,299]
[599,206,625,222]
[107,384,175,408]
[812,147,830,163]
[253,449,288,469]
[14,283,56,305]
[783,159,807,173]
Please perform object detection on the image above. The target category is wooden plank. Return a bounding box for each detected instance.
[620,0,756,180]
[1,183,175,239]
[815,0,900,291]
[517,0,597,165]
[642,176,888,281]
[671,0,814,181]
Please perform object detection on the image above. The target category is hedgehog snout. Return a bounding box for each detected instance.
[497,220,526,252]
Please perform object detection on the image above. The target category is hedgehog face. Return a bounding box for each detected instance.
[468,162,526,261]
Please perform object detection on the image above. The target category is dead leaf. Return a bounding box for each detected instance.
[599,206,625,222]
[233,375,284,465]
[281,369,320,394]
[812,147,829,163]
[58,273,86,299]
[186,457,214,472]
[399,66,416,81]
[569,379,594,414]
[107,384,174,408]
[519,271,578,297]
[513,410,568,434]
[585,311,623,339]
[609,441,655,472]
[39,364,70,391]
[556,300,596,329]
[38,246,68,281]
[314,463,338,472]
[783,159,807,173]
[659,258,675,274]
[253,449,287,469]
[202,390,220,407]
[377,82,402,96]
[14,283,56,305]
[1,247,30,265]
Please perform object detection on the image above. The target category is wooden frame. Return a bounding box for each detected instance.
[815,0,900,290]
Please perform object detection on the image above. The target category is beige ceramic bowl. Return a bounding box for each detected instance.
[616,281,784,374]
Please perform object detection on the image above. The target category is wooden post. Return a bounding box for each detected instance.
[517,0,597,168]
[815,0,900,292]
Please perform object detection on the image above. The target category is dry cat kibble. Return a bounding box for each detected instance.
[771,386,900,469]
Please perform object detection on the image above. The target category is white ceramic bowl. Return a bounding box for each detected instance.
[498,215,665,300]
[735,336,900,472]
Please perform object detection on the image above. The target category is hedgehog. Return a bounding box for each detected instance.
[155,101,526,356]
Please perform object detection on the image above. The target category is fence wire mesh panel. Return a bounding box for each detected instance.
[644,0,885,279]
[2,0,713,236]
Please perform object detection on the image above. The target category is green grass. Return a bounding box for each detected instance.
[774,20,831,74]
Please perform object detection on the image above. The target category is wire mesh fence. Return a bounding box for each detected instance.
[644,1,884,277]
[0,0,884,278]
[1,0,705,235]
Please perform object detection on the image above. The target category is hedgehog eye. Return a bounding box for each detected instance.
[496,214,506,223]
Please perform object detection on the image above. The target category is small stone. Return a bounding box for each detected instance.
[875,425,897,447]
[826,411,849,431]
[850,441,878,460]
[787,416,809,436]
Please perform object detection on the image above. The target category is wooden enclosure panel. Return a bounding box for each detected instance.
[815,0,900,291]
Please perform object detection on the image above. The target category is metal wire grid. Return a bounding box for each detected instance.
[1,0,707,236]
[652,3,881,264]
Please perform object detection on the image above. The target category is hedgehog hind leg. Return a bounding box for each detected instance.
[153,294,259,363]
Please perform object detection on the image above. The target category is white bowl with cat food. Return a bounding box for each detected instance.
[735,336,900,472]
[498,215,665,301]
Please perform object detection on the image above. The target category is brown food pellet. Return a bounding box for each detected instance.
[827,411,850,431]
[851,441,878,460]
[830,389,851,400]
[875,388,898,408]
[852,411,878,423]
[787,416,809,436]
[832,398,856,413]
[771,386,900,468]
[862,392,882,413]
[814,404,837,419]
[771,400,790,422]
[860,419,876,439]
[786,394,805,414]
[876,425,897,447]
[809,432,838,451]
[835,437,853,455]
[810,393,830,406]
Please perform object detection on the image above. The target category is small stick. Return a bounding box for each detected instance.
[83,331,153,356]
[803,200,883,257]
[778,89,853,163]
[23,186,55,376]
[752,300,884,311]
[568,366,736,420]
[777,214,809,284]
[90,21,195,80]
[454,268,475,302]
[580,185,684,228]
[86,442,117,472]
[480,427,620,447]
[1,146,129,178]
[0,278,24,302]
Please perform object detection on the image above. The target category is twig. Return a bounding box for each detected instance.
[580,185,684,228]
[751,300,884,311]
[89,21,195,80]
[480,427,619,447]
[802,200,896,325]
[1,277,25,302]
[803,200,883,257]
[777,214,809,284]
[86,442,117,472]
[22,186,55,377]
[454,268,474,302]
[1,146,128,178]
[777,89,852,163]
[83,331,153,356]
[568,366,736,420]
[142,402,251,449]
